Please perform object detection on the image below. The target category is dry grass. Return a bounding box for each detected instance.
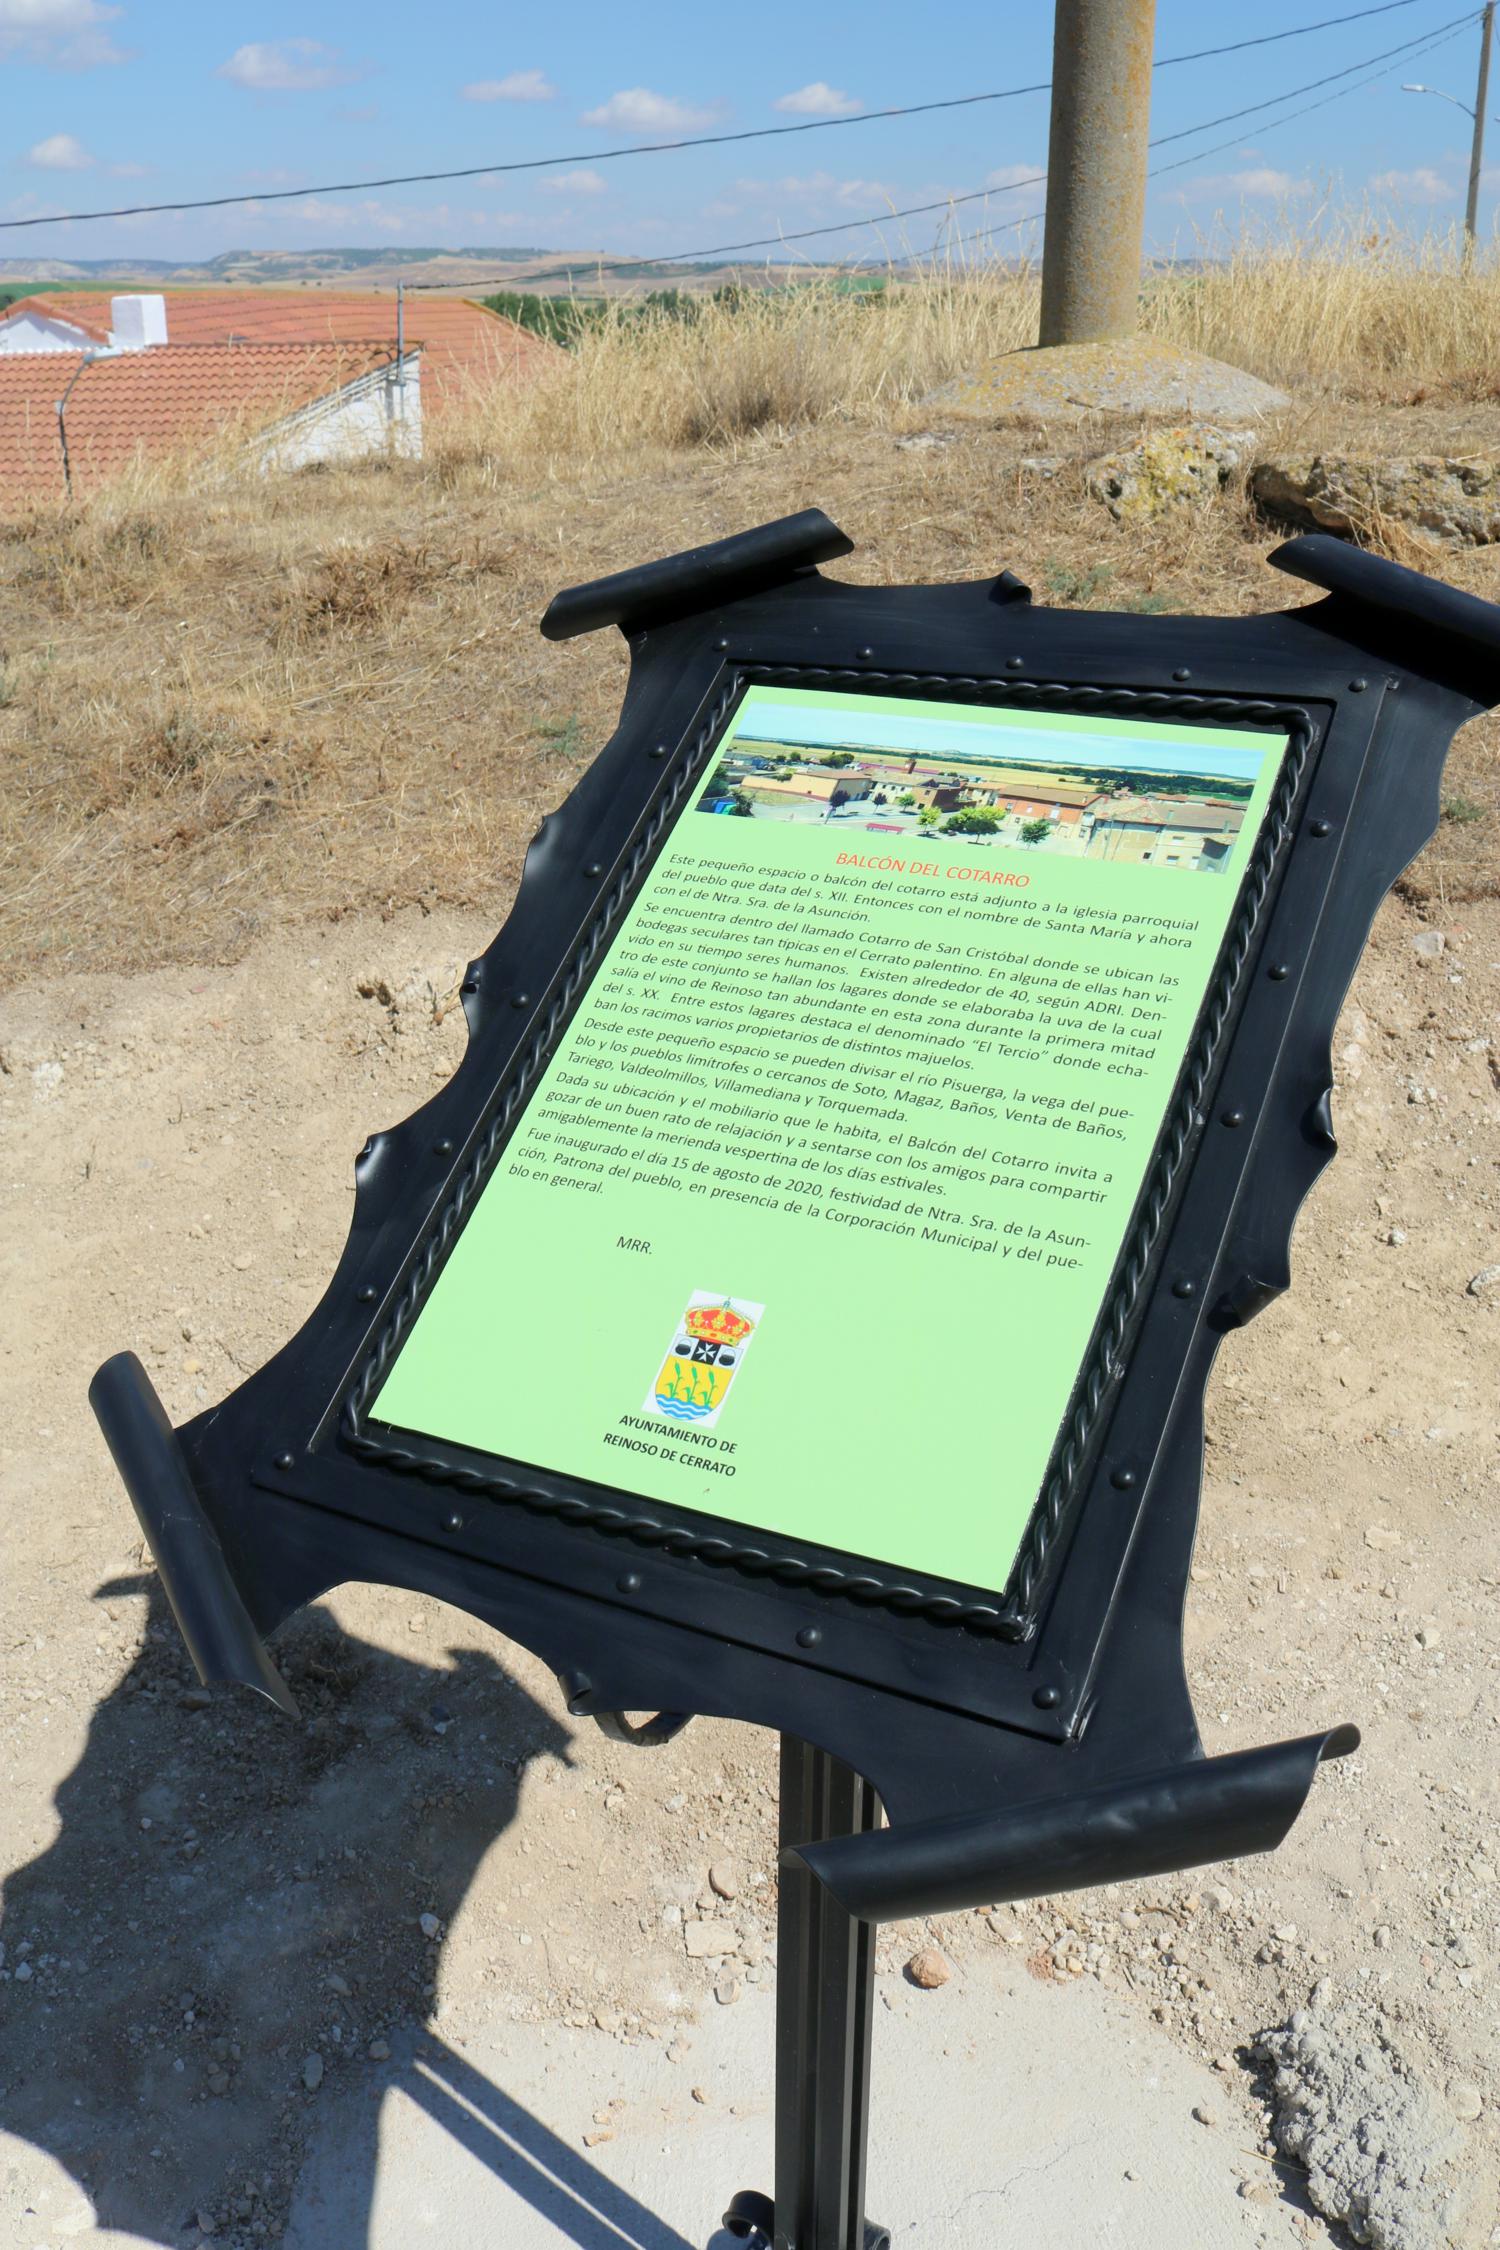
[4,231,1500,984]
[1140,215,1500,397]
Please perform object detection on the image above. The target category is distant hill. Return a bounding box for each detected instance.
[0,245,826,296]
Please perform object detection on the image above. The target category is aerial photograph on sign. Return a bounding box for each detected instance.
[698,693,1258,873]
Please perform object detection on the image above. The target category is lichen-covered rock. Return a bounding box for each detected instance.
[1084,424,1252,523]
[1256,2008,1466,2249]
[1252,453,1500,544]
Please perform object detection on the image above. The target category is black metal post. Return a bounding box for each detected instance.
[724,1737,888,2250]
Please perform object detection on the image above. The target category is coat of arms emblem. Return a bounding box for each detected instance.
[645,1292,763,1426]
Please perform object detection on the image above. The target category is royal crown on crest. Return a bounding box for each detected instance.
[684,1302,754,1348]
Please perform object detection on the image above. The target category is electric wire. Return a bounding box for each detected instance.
[0,0,1441,235]
[938,6,1478,264]
[429,8,1479,289]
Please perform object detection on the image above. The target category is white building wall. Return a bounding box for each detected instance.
[0,309,95,354]
[255,353,422,471]
[0,295,168,356]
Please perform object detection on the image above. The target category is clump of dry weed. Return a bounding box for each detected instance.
[271,536,441,644]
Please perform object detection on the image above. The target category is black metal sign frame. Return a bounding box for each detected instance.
[93,513,1500,1925]
[340,677,1312,1678]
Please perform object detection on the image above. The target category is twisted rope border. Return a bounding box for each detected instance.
[341,668,1314,1641]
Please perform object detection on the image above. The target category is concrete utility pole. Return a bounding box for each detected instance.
[1403,1,1496,259]
[1468,1,1495,253]
[1038,0,1158,348]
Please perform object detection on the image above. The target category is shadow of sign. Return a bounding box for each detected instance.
[286,2034,699,2250]
[0,1575,653,2247]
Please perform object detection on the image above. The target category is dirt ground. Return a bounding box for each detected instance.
[1,856,1497,2244]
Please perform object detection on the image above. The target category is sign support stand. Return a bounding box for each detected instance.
[724,1739,888,2250]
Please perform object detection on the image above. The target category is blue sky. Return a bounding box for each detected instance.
[1,0,1493,269]
[732,691,1270,782]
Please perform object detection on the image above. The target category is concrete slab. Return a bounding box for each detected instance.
[275,1953,1310,2250]
[926,339,1290,426]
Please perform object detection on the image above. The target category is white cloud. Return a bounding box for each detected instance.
[1368,166,1455,205]
[1165,166,1316,206]
[984,161,1045,192]
[276,194,408,233]
[217,38,365,93]
[774,82,860,117]
[1231,167,1314,199]
[732,170,913,212]
[463,68,555,102]
[25,128,93,166]
[542,167,607,195]
[582,87,721,132]
[0,0,126,67]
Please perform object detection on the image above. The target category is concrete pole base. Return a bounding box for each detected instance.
[926,338,1291,427]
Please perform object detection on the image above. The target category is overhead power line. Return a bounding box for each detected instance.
[0,0,1433,235]
[434,8,1478,290]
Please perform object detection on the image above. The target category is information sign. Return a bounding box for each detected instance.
[91,507,1500,1918]
[375,685,1288,1597]
[90,510,1500,2248]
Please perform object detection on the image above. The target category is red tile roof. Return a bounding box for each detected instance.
[0,341,395,503]
[0,291,557,408]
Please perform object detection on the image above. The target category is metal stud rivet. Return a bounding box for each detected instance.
[1171,1278,1197,1300]
[856,646,873,660]
[435,1138,454,1156]
[1173,667,1191,681]
[511,993,531,1009]
[1222,1109,1245,1128]
[443,1511,464,1534]
[1033,1685,1062,1711]
[796,1626,823,1648]
[715,638,729,651]
[649,744,668,759]
[1349,677,1367,692]
[1268,962,1289,981]
[1309,818,1332,838]
[583,862,603,878]
[357,1284,377,1303]
[273,1452,295,1471]
[1110,1468,1137,1491]
[1005,656,1025,671]
[617,1572,642,1594]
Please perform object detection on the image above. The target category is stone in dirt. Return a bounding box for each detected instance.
[683,1919,738,1958]
[1256,2009,1465,2249]
[1465,1265,1500,1296]
[905,1947,951,1990]
[924,337,1290,425]
[1252,454,1500,545]
[1085,425,1252,524]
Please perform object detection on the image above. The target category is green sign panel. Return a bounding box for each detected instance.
[374,685,1286,1595]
